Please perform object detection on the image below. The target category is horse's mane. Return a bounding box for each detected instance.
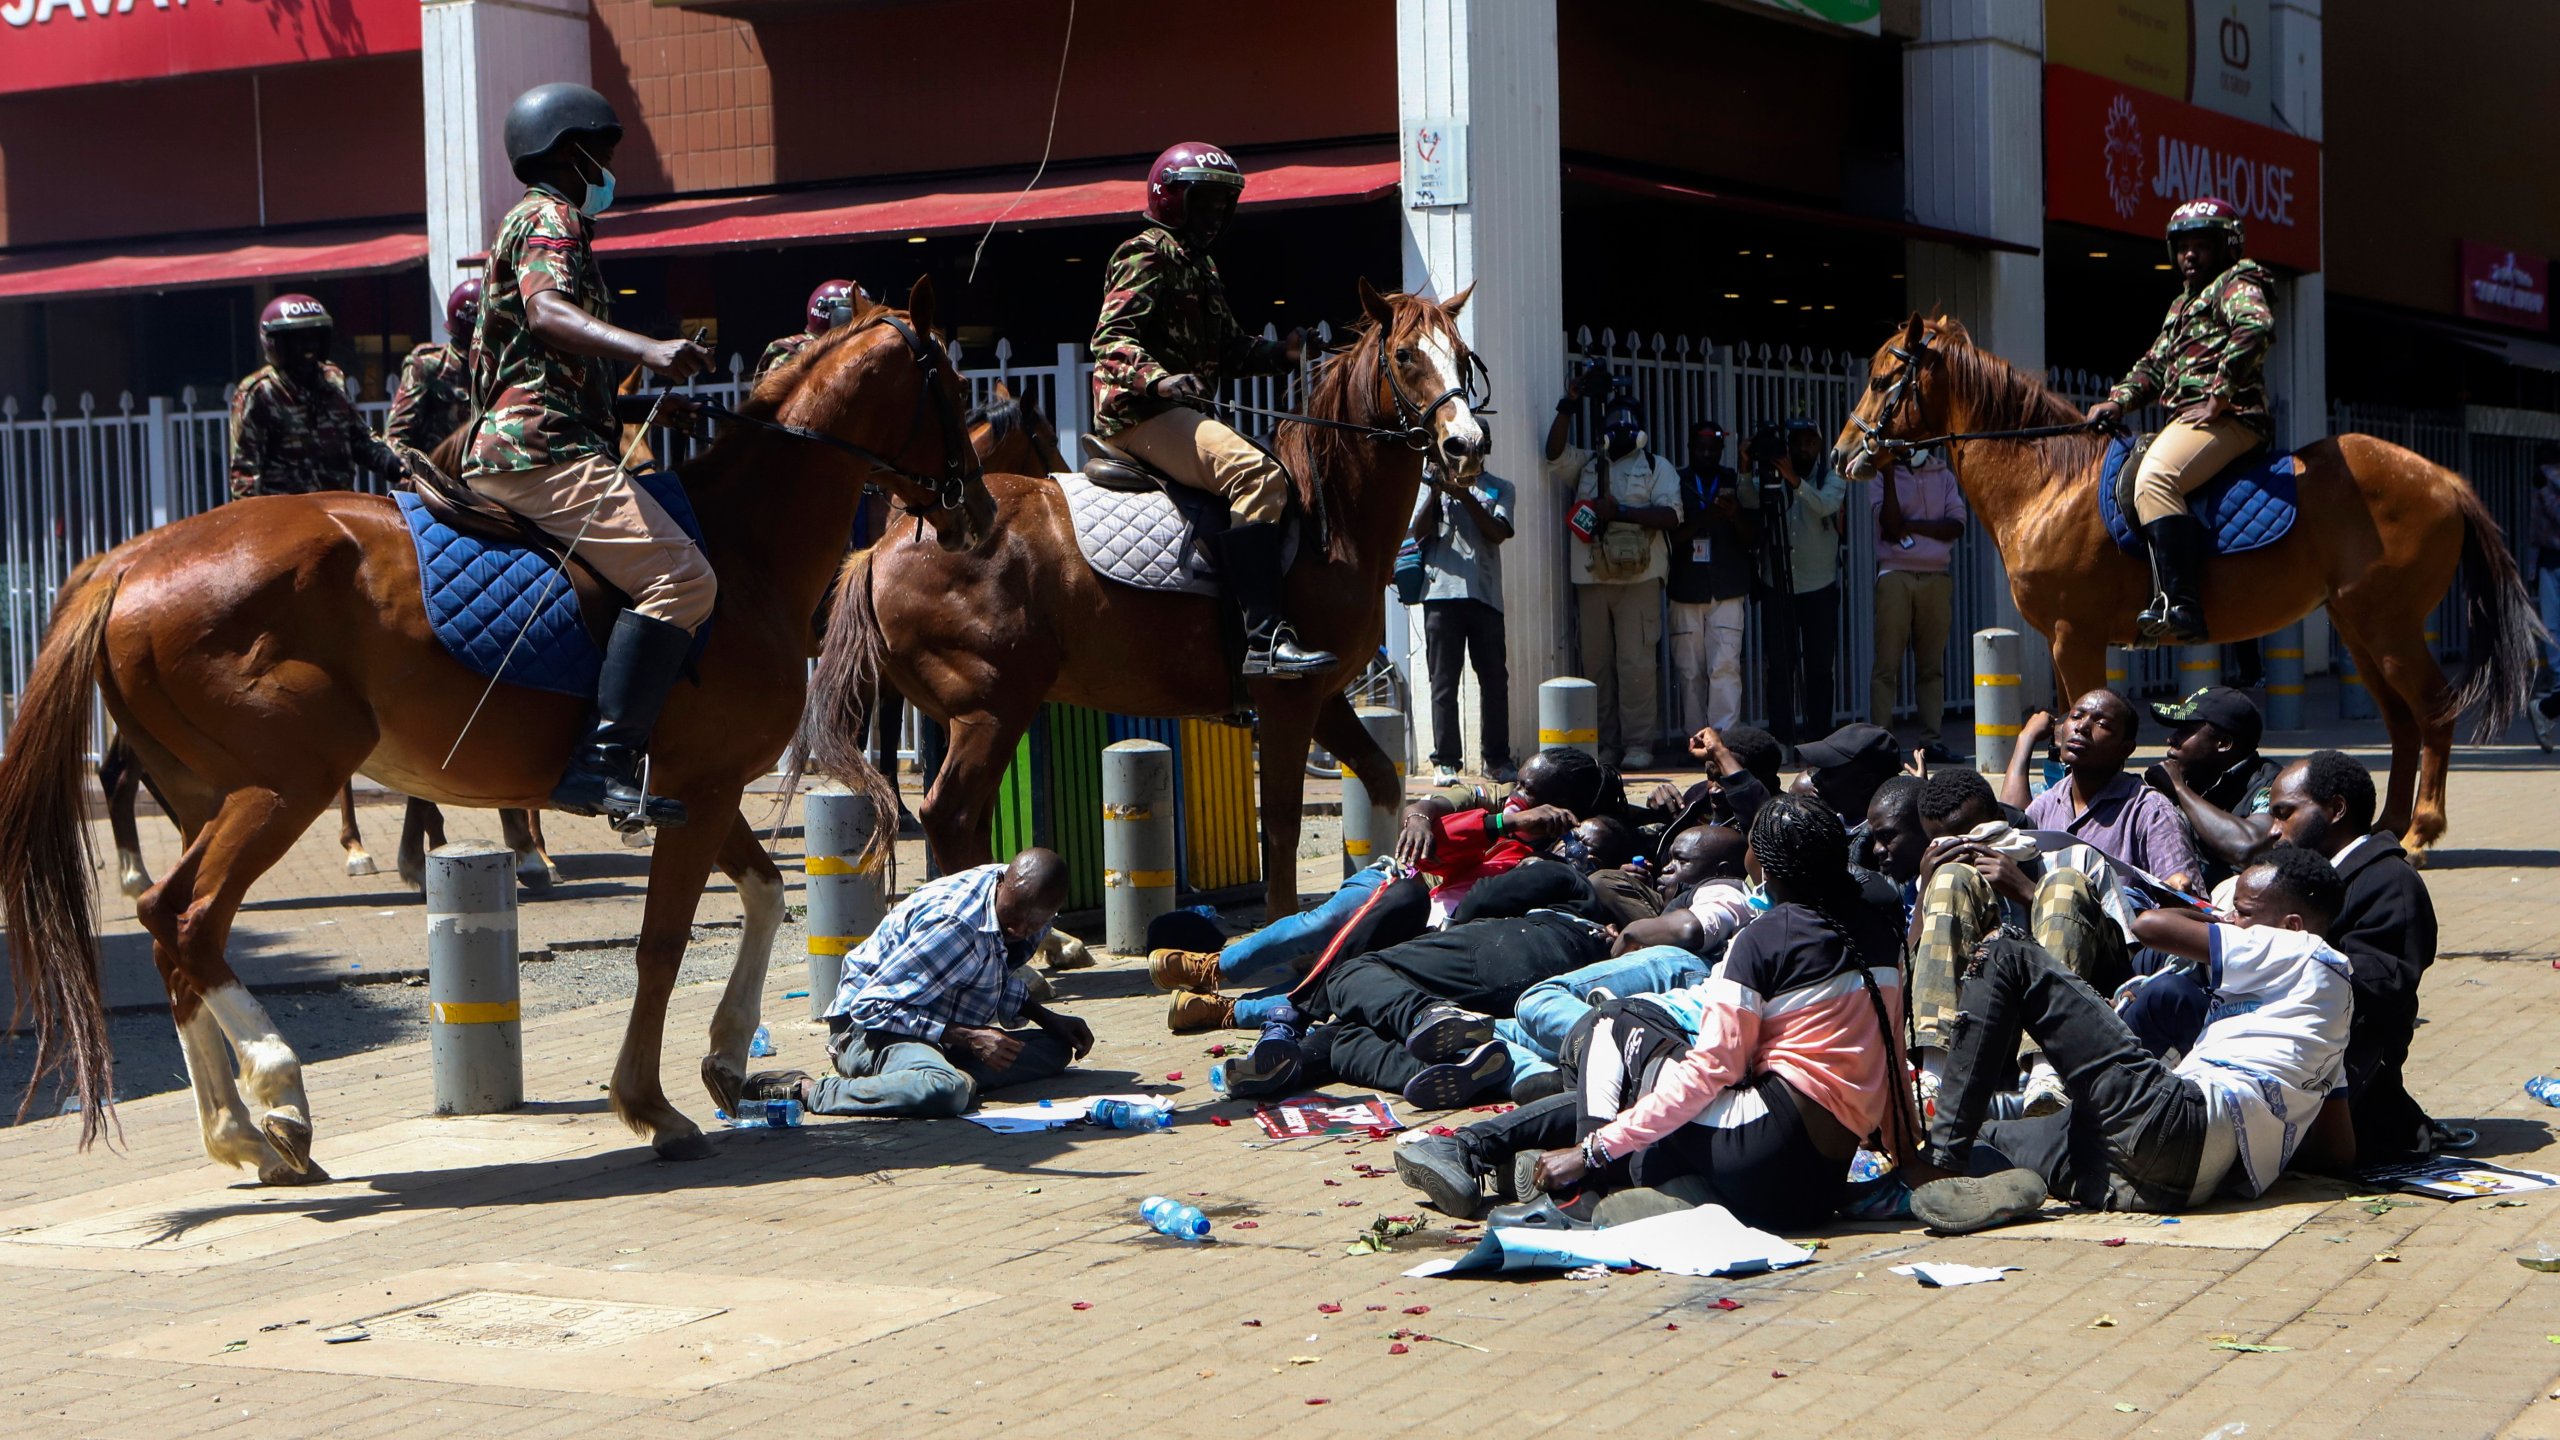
[1275,295,1454,565]
[677,297,919,495]
[1926,317,2105,472]
[966,384,1045,443]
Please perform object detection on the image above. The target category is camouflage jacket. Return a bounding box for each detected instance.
[386,340,472,453]
[227,362,400,500]
[756,332,816,380]
[1088,224,1287,437]
[2108,259,2278,433]
[466,188,618,475]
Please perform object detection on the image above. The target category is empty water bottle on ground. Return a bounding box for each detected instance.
[719,1098,803,1129]
[2527,1076,2560,1108]
[1140,1195,1211,1241]
[1090,1099,1174,1131]
[748,1023,774,1059]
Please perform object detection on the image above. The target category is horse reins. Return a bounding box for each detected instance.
[1851,324,2111,455]
[1203,330,1496,453]
[691,312,982,512]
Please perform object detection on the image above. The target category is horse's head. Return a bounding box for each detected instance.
[1836,312,1966,482]
[1358,278,1491,479]
[781,276,993,551]
[968,380,1071,477]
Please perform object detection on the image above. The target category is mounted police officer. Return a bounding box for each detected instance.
[464,81,716,829]
[757,278,866,379]
[2084,196,2275,644]
[387,277,481,455]
[1089,141,1331,679]
[228,294,409,500]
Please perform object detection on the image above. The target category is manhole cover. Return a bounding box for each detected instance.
[365,1291,725,1350]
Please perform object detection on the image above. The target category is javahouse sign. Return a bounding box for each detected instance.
[0,0,419,97]
[2045,62,2322,273]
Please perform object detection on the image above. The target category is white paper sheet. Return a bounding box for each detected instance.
[1405,1203,1814,1280]
[1889,1262,2019,1288]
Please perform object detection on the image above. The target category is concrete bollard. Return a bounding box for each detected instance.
[2176,644,2221,696]
[2263,623,2305,731]
[1101,740,1176,955]
[2337,647,2378,720]
[1537,677,1598,760]
[1341,706,1408,878]
[1972,629,2022,776]
[2103,646,2131,698]
[426,842,522,1116]
[803,787,886,1020]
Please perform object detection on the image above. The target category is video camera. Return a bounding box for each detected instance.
[1742,421,1789,472]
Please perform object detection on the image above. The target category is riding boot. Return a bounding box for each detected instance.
[2135,515,2210,644]
[551,609,693,829]
[1212,520,1337,678]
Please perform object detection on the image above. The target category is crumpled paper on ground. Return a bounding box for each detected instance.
[1404,1203,1813,1280]
[1889,1262,2019,1288]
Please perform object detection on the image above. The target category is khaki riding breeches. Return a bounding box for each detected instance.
[1112,406,1290,524]
[2131,415,2262,526]
[468,453,718,631]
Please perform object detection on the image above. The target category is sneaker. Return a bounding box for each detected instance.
[1166,992,1236,1034]
[1622,748,1657,770]
[1391,1132,1487,1219]
[1148,947,1224,993]
[2019,1061,2068,1118]
[1431,764,1461,788]
[1909,1167,2050,1235]
[1485,1193,1597,1231]
[1508,1065,1567,1104]
[1402,1039,1510,1110]
[740,1070,811,1104]
[1404,1002,1497,1063]
[1211,1024,1303,1100]
[2533,693,2558,754]
[1487,762,1518,785]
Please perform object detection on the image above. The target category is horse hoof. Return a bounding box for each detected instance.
[118,869,152,900]
[654,1130,719,1163]
[261,1111,316,1176]
[345,851,380,878]
[700,1056,746,1116]
[398,864,428,893]
[259,1158,334,1187]
[517,861,556,893]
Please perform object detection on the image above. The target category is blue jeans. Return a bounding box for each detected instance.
[1221,864,1391,990]
[807,1027,1072,1118]
[2538,566,2560,690]
[1496,945,1712,1088]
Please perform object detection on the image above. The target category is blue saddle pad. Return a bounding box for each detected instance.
[397,468,707,699]
[2098,432,2300,556]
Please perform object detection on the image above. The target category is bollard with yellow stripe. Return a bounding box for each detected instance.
[1537,677,1599,760]
[1340,706,1409,880]
[425,841,523,1116]
[804,787,886,1020]
[2263,621,2305,730]
[1102,740,1176,955]
[2177,644,2221,692]
[1972,628,2023,776]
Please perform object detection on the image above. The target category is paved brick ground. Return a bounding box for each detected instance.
[2,715,2558,1438]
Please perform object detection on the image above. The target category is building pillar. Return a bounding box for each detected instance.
[1397,0,1563,771]
[1903,0,2051,705]
[420,0,593,329]
[2268,2,2331,673]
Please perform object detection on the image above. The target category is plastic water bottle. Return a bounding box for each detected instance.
[748,1023,774,1059]
[2527,1077,2560,1108]
[1140,1195,1211,1241]
[1090,1099,1174,1131]
[719,1098,803,1129]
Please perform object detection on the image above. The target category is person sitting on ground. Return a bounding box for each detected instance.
[1916,762,2030,838]
[747,850,1094,1119]
[1642,723,1787,852]
[2143,686,2284,891]
[2006,690,2201,894]
[1393,796,1916,1229]
[1861,775,1930,917]
[1906,847,2354,1234]
[1792,723,1906,834]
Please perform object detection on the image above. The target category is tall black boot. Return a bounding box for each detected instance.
[552,609,693,829]
[1210,520,1337,678]
[2135,515,2210,644]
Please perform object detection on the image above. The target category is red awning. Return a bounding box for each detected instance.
[1563,163,2040,257]
[596,145,1400,257]
[0,223,427,304]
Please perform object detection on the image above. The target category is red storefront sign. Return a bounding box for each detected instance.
[2457,242,2550,332]
[2045,63,2323,273]
[0,0,419,98]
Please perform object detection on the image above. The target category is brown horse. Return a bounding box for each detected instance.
[1832,315,2540,857]
[0,279,992,1173]
[802,282,1488,916]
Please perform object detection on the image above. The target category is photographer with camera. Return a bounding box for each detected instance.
[1669,420,1756,736]
[1746,417,1847,745]
[1546,362,1681,768]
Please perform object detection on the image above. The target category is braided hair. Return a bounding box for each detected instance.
[1747,795,1924,1162]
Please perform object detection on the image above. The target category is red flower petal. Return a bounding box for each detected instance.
[1306,1398,1330,1406]
[1771,1371,1788,1379]
[1233,1220,1258,1229]
[1242,1319,1263,1327]
[1665,1323,1681,1331]
[1071,1301,1092,1311]
[1711,1298,1740,1311]
[2101,1236,2127,1247]
[1166,1072,1184,1082]
[1317,1303,1343,1314]
[1210,1116,1232,1127]
[1324,1179,1343,1187]
[1388,1343,1410,1355]
[1403,1305,1431,1315]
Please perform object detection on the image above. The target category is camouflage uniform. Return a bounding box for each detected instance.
[2109,259,2278,525]
[227,361,403,500]
[462,187,715,631]
[386,340,473,454]
[756,331,816,380]
[1089,223,1293,522]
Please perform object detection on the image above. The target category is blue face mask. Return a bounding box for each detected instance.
[574,148,616,218]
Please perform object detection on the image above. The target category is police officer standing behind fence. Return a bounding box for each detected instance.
[228,294,411,500]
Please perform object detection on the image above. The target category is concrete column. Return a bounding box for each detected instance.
[1339,708,1407,879]
[1537,677,1598,761]
[420,0,593,327]
[426,842,522,1115]
[1102,741,1176,954]
[2264,622,2306,731]
[803,789,886,1021]
[1972,629,2022,775]
[1905,0,2050,704]
[1397,0,1564,769]
[2266,3,2329,663]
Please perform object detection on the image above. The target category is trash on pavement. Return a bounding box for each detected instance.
[1889,1262,2018,1288]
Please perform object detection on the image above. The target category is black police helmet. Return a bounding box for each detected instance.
[504,83,624,180]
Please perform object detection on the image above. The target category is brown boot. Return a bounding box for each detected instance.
[1149,947,1224,993]
[1167,991,1237,1034]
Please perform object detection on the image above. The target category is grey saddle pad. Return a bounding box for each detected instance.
[1056,472,1298,597]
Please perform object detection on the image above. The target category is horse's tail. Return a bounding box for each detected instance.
[792,549,899,867]
[2441,477,2544,741]
[0,562,118,1146]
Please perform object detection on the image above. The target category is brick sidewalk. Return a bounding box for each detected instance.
[1,741,2556,1437]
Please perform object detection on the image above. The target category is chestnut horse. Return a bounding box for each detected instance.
[0,280,992,1173]
[1832,315,2540,857]
[802,282,1489,916]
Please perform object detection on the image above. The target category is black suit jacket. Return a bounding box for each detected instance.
[2331,833,2440,1154]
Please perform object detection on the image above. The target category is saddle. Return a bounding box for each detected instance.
[406,464,627,646]
[2097,431,2300,556]
[1062,433,1298,595]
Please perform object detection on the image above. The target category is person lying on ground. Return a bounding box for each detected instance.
[745,850,1094,1119]
[1641,723,1786,849]
[2005,689,2201,895]
[1392,745,1628,916]
[1392,795,1917,1229]
[1904,847,2355,1234]
[2143,685,2284,890]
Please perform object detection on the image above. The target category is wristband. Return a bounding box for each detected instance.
[1486,810,1505,836]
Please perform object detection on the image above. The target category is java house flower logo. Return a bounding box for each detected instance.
[2102,93,2147,219]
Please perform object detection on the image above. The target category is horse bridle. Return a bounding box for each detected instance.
[698,311,981,512]
[1848,326,2106,457]
[1375,332,1496,452]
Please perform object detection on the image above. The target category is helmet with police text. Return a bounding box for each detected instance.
[1144,142,1246,228]
[806,278,865,335]
[444,278,484,342]
[2164,196,2245,255]
[258,294,333,366]
[504,83,624,180]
